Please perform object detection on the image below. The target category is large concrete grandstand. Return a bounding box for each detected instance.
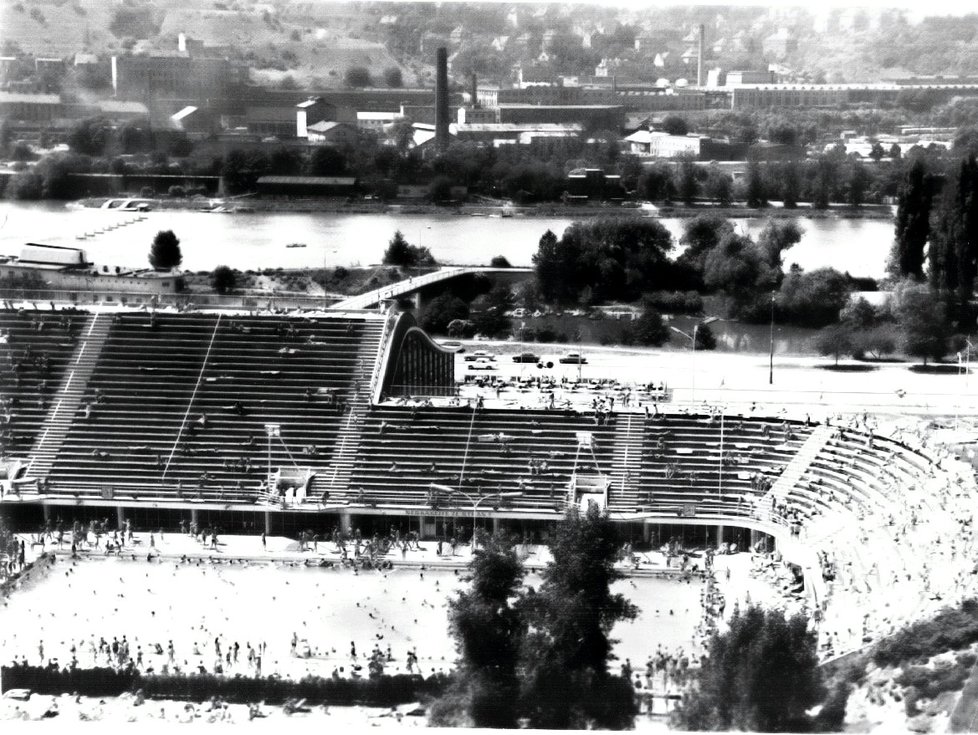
[1,303,977,661]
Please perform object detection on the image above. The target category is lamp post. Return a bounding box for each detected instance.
[670,316,718,407]
[448,488,523,549]
[768,292,776,386]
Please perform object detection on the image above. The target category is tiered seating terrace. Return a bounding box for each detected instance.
[0,309,89,456]
[46,312,382,503]
[349,405,620,512]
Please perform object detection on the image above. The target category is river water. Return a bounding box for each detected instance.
[0,201,895,278]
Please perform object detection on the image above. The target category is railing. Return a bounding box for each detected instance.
[3,289,348,312]
[369,308,399,405]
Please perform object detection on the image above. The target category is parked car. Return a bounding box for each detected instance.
[512,352,540,363]
[559,352,587,364]
[442,341,465,353]
[464,350,495,362]
[468,358,497,370]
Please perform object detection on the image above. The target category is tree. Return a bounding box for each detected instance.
[421,294,469,334]
[0,119,12,156]
[810,156,835,210]
[470,285,512,338]
[633,301,670,346]
[757,220,803,269]
[531,218,674,305]
[677,155,698,205]
[67,116,111,156]
[817,323,855,365]
[383,230,436,268]
[745,161,766,208]
[428,175,454,203]
[109,4,159,38]
[672,606,823,732]
[211,265,236,294]
[705,167,732,206]
[893,157,933,280]
[777,267,852,328]
[490,255,511,268]
[269,147,304,176]
[638,163,674,202]
[149,230,182,270]
[430,532,526,728]
[869,142,886,162]
[702,233,779,313]
[308,146,346,176]
[383,66,403,88]
[389,120,415,153]
[765,121,798,145]
[344,66,372,88]
[221,148,270,194]
[846,160,871,207]
[661,115,689,136]
[694,322,717,350]
[894,280,951,364]
[519,504,638,729]
[677,214,734,282]
[889,143,902,160]
[779,160,801,209]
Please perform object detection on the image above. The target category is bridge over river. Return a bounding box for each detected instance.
[330,266,534,310]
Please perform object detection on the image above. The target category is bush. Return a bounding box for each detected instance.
[874,599,978,667]
[211,265,236,294]
[167,185,186,198]
[1,664,447,707]
[643,290,703,315]
[421,294,469,334]
[897,660,971,701]
[344,66,372,88]
[383,66,403,88]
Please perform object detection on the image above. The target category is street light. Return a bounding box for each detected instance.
[768,292,776,386]
[435,486,523,549]
[670,316,718,407]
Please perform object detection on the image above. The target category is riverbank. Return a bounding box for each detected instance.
[73,195,896,220]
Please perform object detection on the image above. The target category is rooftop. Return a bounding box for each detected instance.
[256,176,356,186]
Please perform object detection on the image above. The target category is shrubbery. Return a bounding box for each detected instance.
[874,599,978,667]
[1,665,447,707]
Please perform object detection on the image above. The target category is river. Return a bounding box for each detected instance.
[0,201,896,278]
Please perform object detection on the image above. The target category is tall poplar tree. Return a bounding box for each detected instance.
[894,157,932,279]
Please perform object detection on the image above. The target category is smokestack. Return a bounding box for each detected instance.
[470,72,478,108]
[435,47,450,151]
[697,24,704,88]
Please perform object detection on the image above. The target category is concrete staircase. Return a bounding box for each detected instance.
[608,412,644,506]
[25,312,111,483]
[759,424,834,522]
[310,323,385,500]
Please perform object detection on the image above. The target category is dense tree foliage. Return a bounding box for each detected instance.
[211,265,236,294]
[149,230,182,270]
[893,280,951,364]
[776,267,852,328]
[68,116,112,157]
[929,154,978,325]
[420,294,469,334]
[344,66,372,88]
[893,157,933,279]
[532,219,674,304]
[429,533,525,728]
[518,504,638,729]
[382,230,436,268]
[672,606,823,732]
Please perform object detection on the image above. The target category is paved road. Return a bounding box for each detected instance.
[451,339,978,421]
